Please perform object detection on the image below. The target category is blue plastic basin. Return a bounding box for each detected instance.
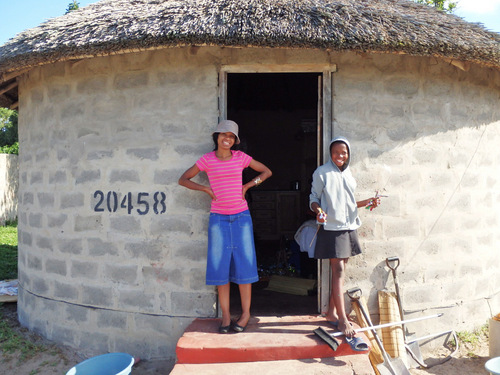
[486,357,500,375]
[65,353,134,375]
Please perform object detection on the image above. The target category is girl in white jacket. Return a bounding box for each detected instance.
[309,137,379,337]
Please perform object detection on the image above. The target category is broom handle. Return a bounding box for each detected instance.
[330,313,443,337]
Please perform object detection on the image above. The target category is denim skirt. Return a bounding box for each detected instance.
[206,210,259,285]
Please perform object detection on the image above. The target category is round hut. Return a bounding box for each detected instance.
[1,0,499,364]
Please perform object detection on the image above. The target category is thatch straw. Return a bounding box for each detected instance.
[0,0,499,106]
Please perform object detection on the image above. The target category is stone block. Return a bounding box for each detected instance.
[49,170,67,184]
[75,169,101,184]
[23,192,34,205]
[110,216,141,234]
[37,192,55,208]
[58,239,83,255]
[88,150,113,160]
[28,253,42,271]
[30,171,43,184]
[134,314,172,335]
[74,215,102,232]
[189,268,208,291]
[28,213,43,228]
[51,129,68,143]
[20,230,32,245]
[171,292,216,316]
[57,149,70,161]
[114,335,155,360]
[126,147,160,161]
[36,151,49,162]
[47,213,67,227]
[71,260,99,279]
[109,170,140,183]
[82,285,113,308]
[88,238,119,256]
[154,168,186,185]
[47,83,71,101]
[61,102,85,120]
[142,265,183,288]
[52,326,77,347]
[125,240,165,261]
[35,235,53,250]
[104,264,138,284]
[19,212,27,225]
[65,304,89,324]
[150,215,192,236]
[173,241,206,262]
[175,189,211,211]
[80,331,110,354]
[54,281,79,300]
[96,309,128,329]
[118,290,155,313]
[46,258,67,276]
[383,217,420,239]
[30,276,49,294]
[61,192,85,209]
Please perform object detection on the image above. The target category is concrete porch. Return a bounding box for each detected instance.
[170,315,375,374]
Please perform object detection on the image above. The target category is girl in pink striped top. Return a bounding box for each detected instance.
[179,120,272,334]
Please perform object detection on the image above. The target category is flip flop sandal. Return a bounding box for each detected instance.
[327,320,339,328]
[345,336,369,352]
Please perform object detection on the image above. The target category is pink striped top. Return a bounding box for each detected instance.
[196,150,252,214]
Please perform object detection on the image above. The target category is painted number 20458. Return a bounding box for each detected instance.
[93,190,167,215]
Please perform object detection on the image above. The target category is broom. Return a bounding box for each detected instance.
[350,296,384,375]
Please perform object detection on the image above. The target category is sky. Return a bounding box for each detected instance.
[0,0,499,46]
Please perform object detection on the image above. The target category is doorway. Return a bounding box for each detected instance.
[225,72,321,316]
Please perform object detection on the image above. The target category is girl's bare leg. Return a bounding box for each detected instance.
[329,258,355,337]
[237,283,252,327]
[217,283,231,326]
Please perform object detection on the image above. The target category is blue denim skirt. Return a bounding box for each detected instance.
[206,210,259,285]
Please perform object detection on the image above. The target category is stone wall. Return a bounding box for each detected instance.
[331,52,500,341]
[16,46,500,360]
[0,153,18,224]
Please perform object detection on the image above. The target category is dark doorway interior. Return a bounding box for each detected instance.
[227,73,320,316]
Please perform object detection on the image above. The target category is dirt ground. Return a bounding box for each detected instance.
[0,302,491,375]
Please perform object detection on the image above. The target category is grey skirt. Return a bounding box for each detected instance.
[314,227,362,259]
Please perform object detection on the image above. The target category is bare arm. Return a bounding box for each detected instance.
[178,164,216,200]
[357,197,379,209]
[310,202,327,223]
[242,159,272,197]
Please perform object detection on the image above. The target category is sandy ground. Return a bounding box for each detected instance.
[0,302,491,375]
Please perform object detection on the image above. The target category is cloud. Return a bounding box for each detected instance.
[455,0,500,15]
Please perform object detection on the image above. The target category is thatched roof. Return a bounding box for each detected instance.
[1,0,499,108]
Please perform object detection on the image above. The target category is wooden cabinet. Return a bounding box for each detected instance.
[249,191,301,241]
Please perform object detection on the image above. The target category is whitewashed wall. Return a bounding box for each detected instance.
[0,153,18,224]
[16,46,500,361]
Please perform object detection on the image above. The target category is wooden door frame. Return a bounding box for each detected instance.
[218,64,337,315]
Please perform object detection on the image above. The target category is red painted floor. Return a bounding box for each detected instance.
[171,315,374,374]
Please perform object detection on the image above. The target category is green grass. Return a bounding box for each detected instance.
[451,323,489,358]
[0,315,46,361]
[456,324,489,346]
[0,221,54,365]
[0,221,18,280]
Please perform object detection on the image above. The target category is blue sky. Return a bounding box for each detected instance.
[0,0,499,46]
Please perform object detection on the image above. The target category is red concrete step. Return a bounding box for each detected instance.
[170,355,375,375]
[176,315,371,364]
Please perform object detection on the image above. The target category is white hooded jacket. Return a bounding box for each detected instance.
[309,137,361,231]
